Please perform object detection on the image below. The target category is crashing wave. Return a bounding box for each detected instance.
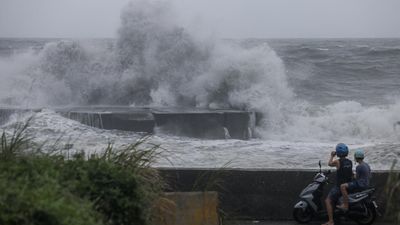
[0,0,400,143]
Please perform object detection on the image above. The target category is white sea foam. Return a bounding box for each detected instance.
[0,0,399,169]
[1,110,398,170]
[262,101,400,143]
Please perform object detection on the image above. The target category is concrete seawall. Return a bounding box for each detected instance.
[0,107,254,140]
[0,108,41,125]
[159,168,390,220]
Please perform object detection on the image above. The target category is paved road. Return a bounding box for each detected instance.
[228,220,392,225]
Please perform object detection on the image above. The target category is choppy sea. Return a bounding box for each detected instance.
[1,4,400,170]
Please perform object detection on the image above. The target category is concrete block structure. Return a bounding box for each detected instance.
[154,192,219,225]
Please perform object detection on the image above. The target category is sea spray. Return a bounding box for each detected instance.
[0,0,295,133]
[115,0,295,137]
[0,1,400,145]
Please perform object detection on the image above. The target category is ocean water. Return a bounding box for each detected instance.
[1,1,400,170]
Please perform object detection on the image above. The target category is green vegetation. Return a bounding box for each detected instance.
[385,160,400,224]
[0,121,164,225]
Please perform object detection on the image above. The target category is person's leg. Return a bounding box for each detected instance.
[322,187,338,225]
[323,197,335,225]
[338,183,349,210]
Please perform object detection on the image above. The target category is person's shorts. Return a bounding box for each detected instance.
[346,181,368,192]
[327,186,341,202]
[347,181,359,192]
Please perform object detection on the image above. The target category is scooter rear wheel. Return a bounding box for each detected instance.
[354,205,376,225]
[293,207,313,223]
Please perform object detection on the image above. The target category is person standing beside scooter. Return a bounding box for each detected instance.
[322,143,353,225]
[337,149,371,211]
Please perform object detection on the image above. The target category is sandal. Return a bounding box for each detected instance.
[336,204,349,211]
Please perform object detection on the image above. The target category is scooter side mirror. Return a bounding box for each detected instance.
[318,160,322,173]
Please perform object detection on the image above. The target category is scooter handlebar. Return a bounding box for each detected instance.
[322,170,331,184]
[323,170,331,175]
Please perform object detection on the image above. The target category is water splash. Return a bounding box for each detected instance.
[0,0,400,145]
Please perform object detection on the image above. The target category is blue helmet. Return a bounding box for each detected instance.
[336,143,349,157]
[354,149,365,159]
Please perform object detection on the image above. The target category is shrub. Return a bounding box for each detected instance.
[57,153,147,225]
[0,157,102,225]
[0,122,164,225]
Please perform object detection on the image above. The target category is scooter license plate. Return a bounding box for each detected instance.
[372,201,378,208]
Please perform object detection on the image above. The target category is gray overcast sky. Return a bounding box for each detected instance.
[0,0,399,38]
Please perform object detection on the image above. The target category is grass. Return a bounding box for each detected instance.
[385,160,400,224]
[191,161,232,225]
[0,118,165,225]
[191,161,232,192]
[0,118,32,160]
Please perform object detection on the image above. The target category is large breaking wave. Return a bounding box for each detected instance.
[1,0,400,143]
[0,1,292,109]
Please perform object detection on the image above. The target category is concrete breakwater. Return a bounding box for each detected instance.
[0,106,255,140]
[159,168,391,220]
[0,108,41,125]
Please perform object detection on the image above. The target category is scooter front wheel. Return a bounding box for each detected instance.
[293,207,313,223]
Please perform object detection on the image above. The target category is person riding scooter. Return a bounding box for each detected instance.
[322,143,353,225]
[293,157,379,225]
[337,149,371,211]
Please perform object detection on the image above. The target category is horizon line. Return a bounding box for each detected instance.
[1,36,400,40]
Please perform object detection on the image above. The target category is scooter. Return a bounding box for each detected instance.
[293,161,379,225]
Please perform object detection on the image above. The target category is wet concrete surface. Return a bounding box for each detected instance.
[227,220,392,225]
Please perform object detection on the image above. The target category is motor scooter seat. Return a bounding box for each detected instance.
[348,186,375,194]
